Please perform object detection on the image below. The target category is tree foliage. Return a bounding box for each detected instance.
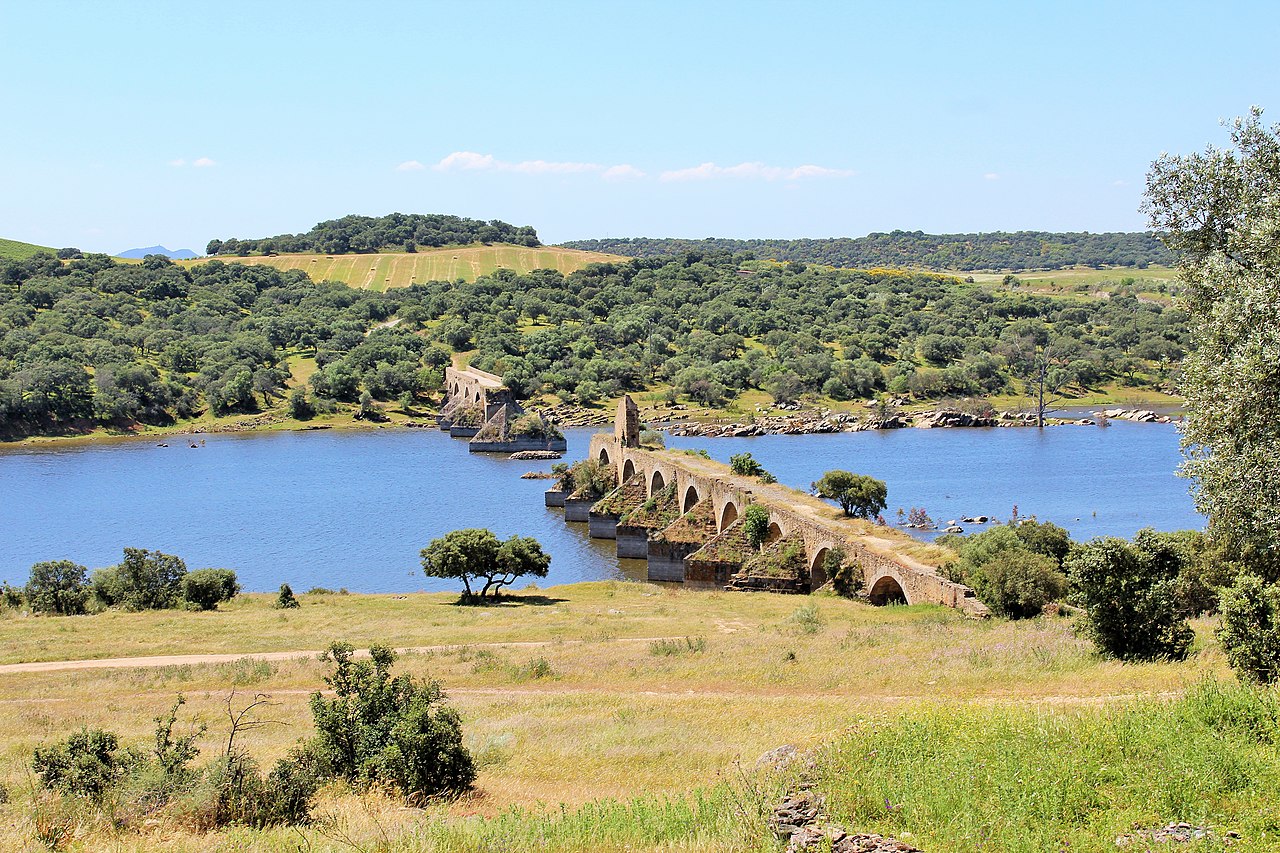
[179,568,240,611]
[24,559,90,615]
[813,470,887,518]
[742,504,771,550]
[1218,573,1280,684]
[207,212,538,256]
[1145,107,1280,579]
[941,525,1067,618]
[420,528,551,601]
[93,547,188,611]
[564,231,1173,271]
[1067,530,1194,661]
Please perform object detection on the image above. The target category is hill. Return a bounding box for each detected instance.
[117,245,199,260]
[206,212,540,256]
[176,243,626,288]
[0,236,56,260]
[562,230,1174,272]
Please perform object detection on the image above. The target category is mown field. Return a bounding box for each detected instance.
[3,581,1274,851]
[0,236,55,260]
[175,244,627,289]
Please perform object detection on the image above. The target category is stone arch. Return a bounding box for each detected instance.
[719,501,739,532]
[650,470,666,496]
[681,484,701,514]
[765,521,784,546]
[869,573,909,606]
[809,546,831,590]
[622,458,636,483]
[598,446,612,466]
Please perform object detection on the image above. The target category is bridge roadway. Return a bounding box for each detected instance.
[583,397,988,616]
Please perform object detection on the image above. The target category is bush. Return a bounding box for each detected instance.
[827,549,865,598]
[25,560,90,615]
[180,568,239,611]
[302,643,475,799]
[93,547,188,610]
[743,504,770,550]
[967,550,1066,619]
[1218,574,1280,684]
[1,581,24,610]
[275,583,300,609]
[1067,530,1194,661]
[286,387,313,420]
[729,452,766,477]
[33,728,139,800]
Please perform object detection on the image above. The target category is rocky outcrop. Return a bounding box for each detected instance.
[1098,408,1173,424]
[770,792,922,853]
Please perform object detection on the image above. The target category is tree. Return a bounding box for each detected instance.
[275,583,300,609]
[1217,573,1280,684]
[1067,530,1194,661]
[93,547,188,611]
[812,470,887,518]
[179,568,240,611]
[302,643,475,797]
[420,528,551,601]
[24,560,90,615]
[1145,108,1280,579]
[729,452,766,477]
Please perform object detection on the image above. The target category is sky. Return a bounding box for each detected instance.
[2,0,1278,254]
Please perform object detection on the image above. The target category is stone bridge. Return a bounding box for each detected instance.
[557,397,987,615]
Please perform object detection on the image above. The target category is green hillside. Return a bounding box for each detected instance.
[176,243,627,289]
[0,236,56,260]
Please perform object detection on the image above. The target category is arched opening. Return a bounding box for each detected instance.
[809,547,831,590]
[650,470,666,496]
[719,502,739,532]
[682,485,701,514]
[868,575,908,606]
[598,447,612,466]
[622,459,636,482]
[765,521,784,546]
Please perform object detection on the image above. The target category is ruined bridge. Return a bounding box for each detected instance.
[551,397,987,616]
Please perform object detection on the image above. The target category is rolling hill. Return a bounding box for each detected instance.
[176,243,627,288]
[0,237,56,260]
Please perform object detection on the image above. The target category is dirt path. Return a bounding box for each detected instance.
[0,636,677,676]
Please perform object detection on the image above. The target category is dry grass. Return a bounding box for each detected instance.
[174,245,626,288]
[0,582,1235,850]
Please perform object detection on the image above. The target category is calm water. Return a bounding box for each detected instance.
[0,422,1201,592]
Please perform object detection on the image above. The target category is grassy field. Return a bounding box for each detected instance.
[964,265,1181,301]
[174,244,627,289]
[2,582,1269,851]
[0,236,56,260]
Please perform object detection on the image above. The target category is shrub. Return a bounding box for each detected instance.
[743,504,770,550]
[93,547,187,610]
[275,583,300,609]
[827,549,865,598]
[180,568,239,611]
[1218,573,1280,684]
[286,387,313,419]
[967,550,1066,619]
[302,643,475,798]
[783,603,825,635]
[181,751,317,830]
[639,429,665,448]
[1,581,24,610]
[24,560,90,615]
[1067,530,1194,661]
[33,728,139,800]
[729,452,766,477]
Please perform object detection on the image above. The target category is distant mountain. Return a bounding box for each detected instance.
[117,245,199,260]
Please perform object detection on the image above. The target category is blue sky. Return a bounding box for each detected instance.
[3,0,1278,253]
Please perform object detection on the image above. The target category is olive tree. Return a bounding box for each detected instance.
[25,560,90,615]
[812,470,887,518]
[421,528,551,601]
[1144,107,1280,579]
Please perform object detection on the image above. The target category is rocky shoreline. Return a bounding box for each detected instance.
[662,407,1176,438]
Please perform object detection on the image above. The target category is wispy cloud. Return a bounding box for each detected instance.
[602,164,646,180]
[659,161,854,182]
[983,172,1000,181]
[396,160,426,171]
[192,157,216,168]
[168,158,186,167]
[433,151,604,175]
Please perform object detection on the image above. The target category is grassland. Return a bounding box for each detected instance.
[0,236,56,260]
[174,244,627,289]
[3,581,1273,851]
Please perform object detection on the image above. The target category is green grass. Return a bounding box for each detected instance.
[0,236,56,260]
[175,243,627,288]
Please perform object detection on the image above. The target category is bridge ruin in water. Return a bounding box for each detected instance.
[547,397,988,615]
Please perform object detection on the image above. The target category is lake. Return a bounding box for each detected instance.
[0,422,1201,592]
